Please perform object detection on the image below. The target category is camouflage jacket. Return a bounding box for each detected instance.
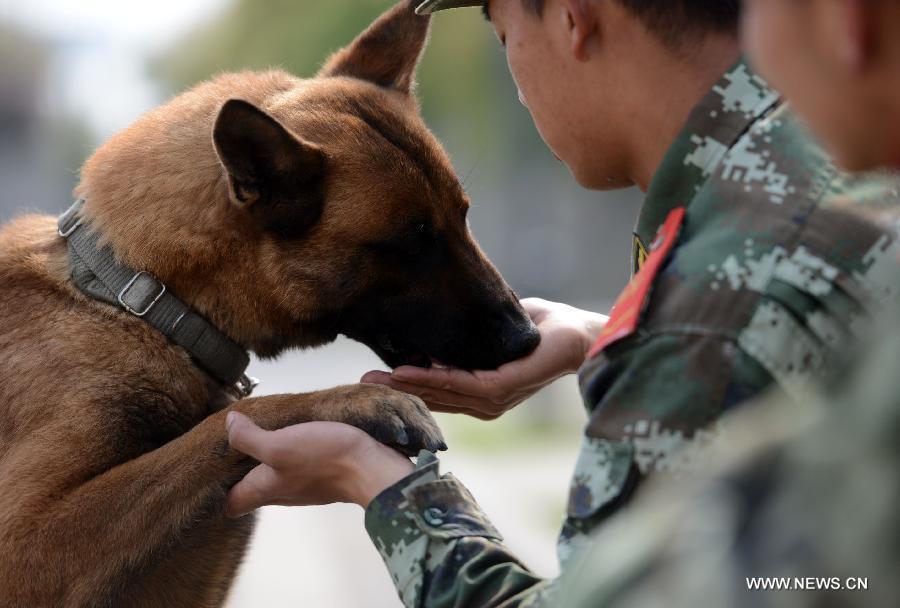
[561,310,900,608]
[364,59,900,608]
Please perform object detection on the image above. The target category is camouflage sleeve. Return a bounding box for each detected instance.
[580,331,774,471]
[561,320,900,608]
[364,451,552,608]
[562,331,775,555]
[564,221,900,548]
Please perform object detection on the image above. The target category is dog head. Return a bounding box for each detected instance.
[77,0,539,371]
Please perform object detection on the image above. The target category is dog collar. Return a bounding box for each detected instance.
[57,199,259,397]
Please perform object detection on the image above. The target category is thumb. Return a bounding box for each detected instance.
[226,411,275,463]
[520,298,549,321]
[360,370,391,385]
[226,463,279,518]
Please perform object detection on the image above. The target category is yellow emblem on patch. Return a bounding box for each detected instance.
[632,234,649,275]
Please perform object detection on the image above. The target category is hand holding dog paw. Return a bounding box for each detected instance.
[225,412,415,516]
[316,384,447,457]
[362,299,608,420]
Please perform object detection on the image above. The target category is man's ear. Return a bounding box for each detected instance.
[829,0,875,71]
[318,0,431,94]
[563,0,598,61]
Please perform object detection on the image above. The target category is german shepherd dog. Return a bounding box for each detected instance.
[0,2,539,605]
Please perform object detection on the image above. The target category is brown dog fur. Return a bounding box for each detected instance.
[0,2,538,606]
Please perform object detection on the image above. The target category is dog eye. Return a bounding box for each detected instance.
[370,222,432,258]
[407,222,432,252]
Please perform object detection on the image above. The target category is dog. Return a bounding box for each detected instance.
[0,2,540,606]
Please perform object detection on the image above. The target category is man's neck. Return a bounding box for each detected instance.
[626,37,741,191]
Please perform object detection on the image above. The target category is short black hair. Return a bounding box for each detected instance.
[517,0,741,48]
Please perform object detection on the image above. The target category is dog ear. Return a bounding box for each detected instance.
[318,0,431,94]
[213,100,326,236]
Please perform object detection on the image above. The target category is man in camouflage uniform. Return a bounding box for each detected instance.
[224,1,900,606]
[358,59,900,606]
[561,2,900,605]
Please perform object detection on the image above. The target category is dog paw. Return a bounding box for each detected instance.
[334,384,447,457]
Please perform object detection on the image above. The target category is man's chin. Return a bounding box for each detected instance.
[572,165,633,191]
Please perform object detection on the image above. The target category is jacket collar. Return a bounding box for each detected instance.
[634,58,781,272]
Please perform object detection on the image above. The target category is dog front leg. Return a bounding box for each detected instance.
[3,384,443,607]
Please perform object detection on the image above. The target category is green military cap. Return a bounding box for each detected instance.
[415,0,482,15]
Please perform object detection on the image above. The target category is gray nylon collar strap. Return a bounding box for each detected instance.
[58,199,258,397]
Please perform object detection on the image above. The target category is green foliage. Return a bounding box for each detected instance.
[152,1,524,159]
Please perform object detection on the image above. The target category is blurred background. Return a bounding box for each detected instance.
[0,1,642,605]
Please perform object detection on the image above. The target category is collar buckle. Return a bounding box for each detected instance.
[60,198,254,394]
[118,272,167,317]
[235,374,260,398]
[58,198,85,237]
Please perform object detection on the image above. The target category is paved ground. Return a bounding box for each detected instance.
[224,337,586,607]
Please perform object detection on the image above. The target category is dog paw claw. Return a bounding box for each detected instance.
[339,384,446,457]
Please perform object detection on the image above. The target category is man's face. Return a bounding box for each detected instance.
[742,0,889,170]
[487,0,628,188]
[488,0,572,165]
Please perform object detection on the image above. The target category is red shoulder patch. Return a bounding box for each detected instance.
[587,207,686,359]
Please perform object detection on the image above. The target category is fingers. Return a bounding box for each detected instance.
[427,404,501,421]
[361,373,478,407]
[363,368,494,399]
[360,370,392,385]
[393,362,542,399]
[226,411,276,463]
[520,297,549,318]
[392,365,491,395]
[225,463,279,518]
[360,374,509,420]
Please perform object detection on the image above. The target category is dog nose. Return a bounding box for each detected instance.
[501,318,541,361]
